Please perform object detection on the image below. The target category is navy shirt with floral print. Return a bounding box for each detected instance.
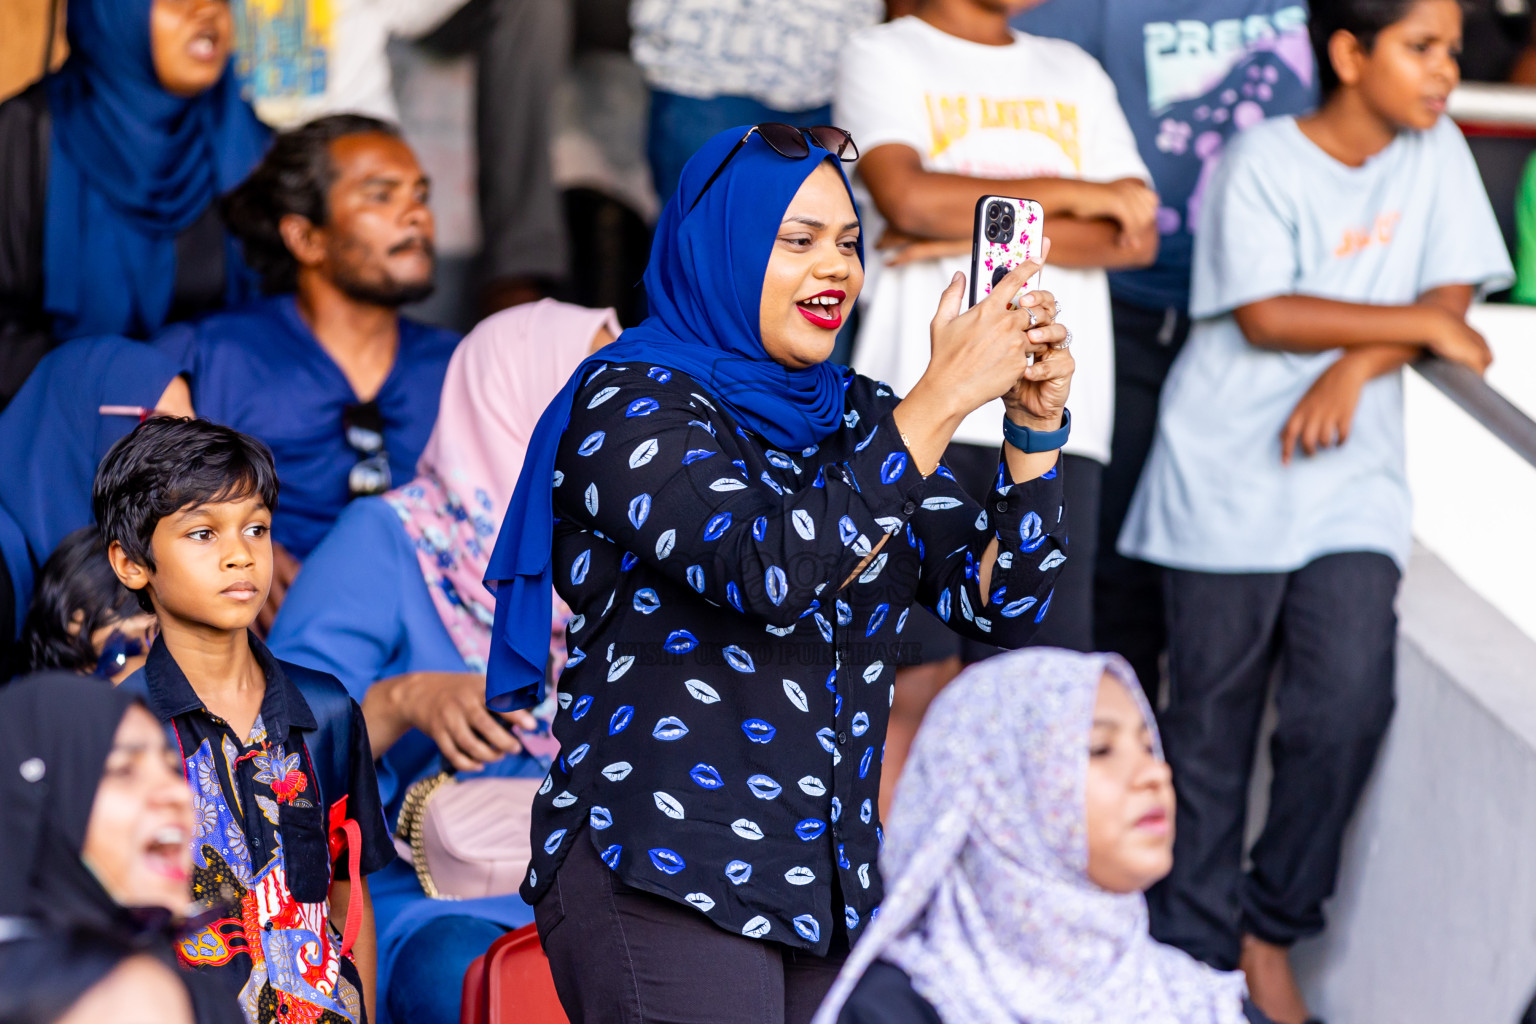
[129,637,395,1023]
[521,361,1068,954]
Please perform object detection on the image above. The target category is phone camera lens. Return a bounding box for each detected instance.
[987,203,1003,221]
[985,223,1000,242]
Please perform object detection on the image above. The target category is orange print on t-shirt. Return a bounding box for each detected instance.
[923,94,1081,170]
[1335,212,1400,259]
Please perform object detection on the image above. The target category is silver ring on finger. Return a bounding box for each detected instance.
[1051,329,1073,351]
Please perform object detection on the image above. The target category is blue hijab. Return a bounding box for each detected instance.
[482,127,861,710]
[0,337,185,631]
[44,0,269,340]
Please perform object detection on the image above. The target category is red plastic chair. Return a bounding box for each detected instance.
[461,923,569,1024]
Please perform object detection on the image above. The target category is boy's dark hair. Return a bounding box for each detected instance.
[1311,0,1467,98]
[221,113,402,294]
[93,418,279,612]
[23,526,141,674]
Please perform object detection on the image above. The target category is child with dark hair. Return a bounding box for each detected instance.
[1118,1,1510,1020]
[22,525,155,682]
[94,417,396,1024]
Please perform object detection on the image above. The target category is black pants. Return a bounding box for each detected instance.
[423,0,631,286]
[1146,552,1399,970]
[898,447,1101,664]
[0,548,16,681]
[1095,296,1190,699]
[536,834,849,1023]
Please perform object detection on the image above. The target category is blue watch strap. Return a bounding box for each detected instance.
[1002,408,1070,454]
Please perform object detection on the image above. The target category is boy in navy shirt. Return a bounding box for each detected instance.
[97,417,395,1024]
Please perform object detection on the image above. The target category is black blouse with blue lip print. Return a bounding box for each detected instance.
[520,360,1068,955]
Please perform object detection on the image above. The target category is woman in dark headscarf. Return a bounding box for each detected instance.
[0,673,238,1024]
[485,124,1075,1021]
[0,0,268,404]
[0,337,189,679]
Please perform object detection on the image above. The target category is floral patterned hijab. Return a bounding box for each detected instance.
[383,300,619,673]
[813,649,1249,1024]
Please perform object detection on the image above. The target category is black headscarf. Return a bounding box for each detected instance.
[0,672,140,932]
[0,673,241,1024]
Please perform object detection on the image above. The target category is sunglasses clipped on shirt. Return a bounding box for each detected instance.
[687,123,859,214]
[343,399,392,498]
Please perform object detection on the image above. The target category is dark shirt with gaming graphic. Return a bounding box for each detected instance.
[1013,0,1318,311]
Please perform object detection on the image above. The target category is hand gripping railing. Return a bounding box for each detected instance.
[1413,357,1536,469]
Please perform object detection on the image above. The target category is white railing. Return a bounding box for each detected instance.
[1406,304,1536,642]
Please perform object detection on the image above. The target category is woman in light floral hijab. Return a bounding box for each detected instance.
[815,648,1268,1024]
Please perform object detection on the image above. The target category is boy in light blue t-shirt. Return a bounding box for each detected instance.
[1118,1,1511,1020]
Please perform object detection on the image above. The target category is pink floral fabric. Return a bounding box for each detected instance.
[383,300,620,675]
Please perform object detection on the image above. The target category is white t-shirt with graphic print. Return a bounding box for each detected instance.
[835,17,1151,460]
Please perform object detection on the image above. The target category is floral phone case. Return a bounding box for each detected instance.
[968,195,1044,309]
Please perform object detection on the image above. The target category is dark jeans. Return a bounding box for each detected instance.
[536,833,849,1023]
[1146,552,1399,970]
[1096,296,1189,700]
[386,914,506,1024]
[424,0,631,285]
[899,447,1100,665]
[648,92,833,207]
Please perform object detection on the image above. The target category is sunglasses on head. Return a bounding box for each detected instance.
[688,123,859,215]
[342,400,391,498]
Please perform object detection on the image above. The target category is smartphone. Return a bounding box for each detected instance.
[970,195,1044,364]
[969,195,1043,307]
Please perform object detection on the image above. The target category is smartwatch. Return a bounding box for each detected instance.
[1002,409,1071,454]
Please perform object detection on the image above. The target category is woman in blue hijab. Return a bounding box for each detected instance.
[485,124,1077,1022]
[0,337,190,680]
[0,0,268,404]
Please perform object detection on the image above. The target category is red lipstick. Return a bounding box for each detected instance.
[796,289,846,330]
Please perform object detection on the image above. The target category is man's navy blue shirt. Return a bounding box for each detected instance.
[157,295,460,558]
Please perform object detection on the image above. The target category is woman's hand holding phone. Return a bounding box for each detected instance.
[929,258,1060,413]
[892,246,1071,476]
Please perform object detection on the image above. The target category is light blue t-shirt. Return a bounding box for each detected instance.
[1119,116,1513,573]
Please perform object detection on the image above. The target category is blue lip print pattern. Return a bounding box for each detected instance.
[653,716,689,740]
[747,774,783,800]
[649,848,686,874]
[742,718,776,743]
[691,763,725,789]
[520,363,1068,952]
[665,630,699,653]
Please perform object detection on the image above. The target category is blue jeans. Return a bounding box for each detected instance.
[385,914,507,1024]
[647,91,833,206]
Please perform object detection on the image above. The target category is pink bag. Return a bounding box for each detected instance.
[395,775,543,900]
